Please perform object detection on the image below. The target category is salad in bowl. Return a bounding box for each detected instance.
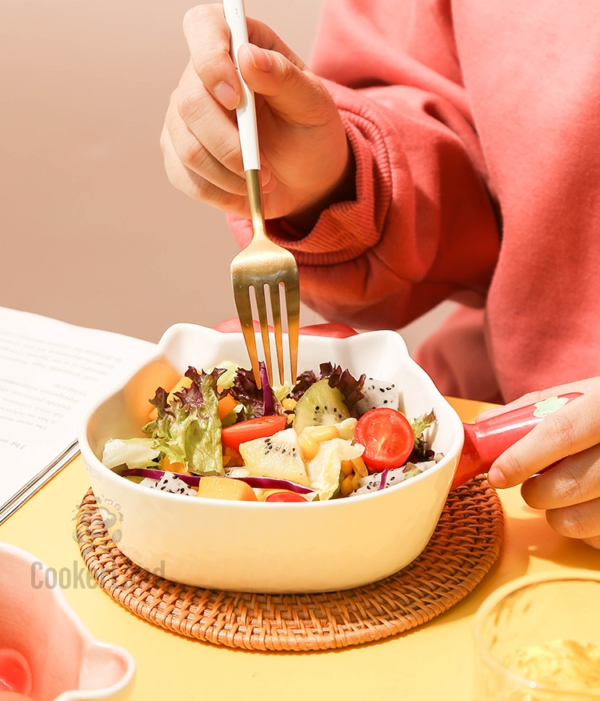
[101,357,442,505]
[79,324,464,593]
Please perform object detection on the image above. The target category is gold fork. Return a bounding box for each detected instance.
[224,0,300,388]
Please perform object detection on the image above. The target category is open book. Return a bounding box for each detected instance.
[0,306,155,523]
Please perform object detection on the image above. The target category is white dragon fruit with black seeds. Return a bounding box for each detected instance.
[356,378,401,415]
[139,472,196,497]
[351,467,406,496]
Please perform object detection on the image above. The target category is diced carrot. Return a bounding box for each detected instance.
[197,476,258,502]
[124,358,181,429]
[217,394,238,421]
[222,445,244,467]
[162,457,191,477]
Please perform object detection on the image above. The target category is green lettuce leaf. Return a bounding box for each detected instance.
[410,410,436,460]
[143,366,224,476]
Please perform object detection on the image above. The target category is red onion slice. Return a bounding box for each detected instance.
[234,476,314,494]
[378,468,389,491]
[119,468,314,495]
[259,361,274,416]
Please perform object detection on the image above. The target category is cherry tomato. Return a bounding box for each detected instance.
[354,408,414,472]
[221,415,287,452]
[265,491,307,503]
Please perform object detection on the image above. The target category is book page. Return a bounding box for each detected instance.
[0,307,155,514]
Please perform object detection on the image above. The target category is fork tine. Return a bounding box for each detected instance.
[233,285,261,386]
[284,278,301,384]
[269,282,285,386]
[253,283,274,387]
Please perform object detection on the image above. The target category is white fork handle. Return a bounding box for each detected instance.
[223,0,260,172]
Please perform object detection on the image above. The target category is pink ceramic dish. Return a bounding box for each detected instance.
[0,543,134,701]
[80,324,466,593]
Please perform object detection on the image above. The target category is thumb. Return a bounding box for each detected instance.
[237,43,333,126]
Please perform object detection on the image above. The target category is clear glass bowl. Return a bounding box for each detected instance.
[474,571,600,700]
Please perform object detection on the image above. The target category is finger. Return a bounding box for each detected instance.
[175,64,247,178]
[488,389,600,488]
[174,66,277,194]
[237,43,335,127]
[520,444,600,509]
[183,4,242,110]
[545,496,600,540]
[169,102,247,196]
[161,122,249,215]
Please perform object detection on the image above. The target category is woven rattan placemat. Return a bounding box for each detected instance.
[76,478,503,651]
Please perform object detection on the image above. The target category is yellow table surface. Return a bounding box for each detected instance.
[2,397,600,701]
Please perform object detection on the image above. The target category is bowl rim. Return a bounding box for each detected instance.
[78,325,466,509]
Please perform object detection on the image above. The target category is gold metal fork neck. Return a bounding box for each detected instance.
[245,169,267,240]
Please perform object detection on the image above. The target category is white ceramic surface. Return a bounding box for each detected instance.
[79,325,465,593]
[0,542,135,701]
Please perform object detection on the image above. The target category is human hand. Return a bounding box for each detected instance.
[484,379,600,548]
[161,4,353,226]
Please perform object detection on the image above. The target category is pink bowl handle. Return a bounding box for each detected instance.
[451,392,583,490]
[0,650,32,697]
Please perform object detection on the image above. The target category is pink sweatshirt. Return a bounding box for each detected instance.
[229,0,600,403]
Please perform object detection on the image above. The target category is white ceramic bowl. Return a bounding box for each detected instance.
[79,324,465,593]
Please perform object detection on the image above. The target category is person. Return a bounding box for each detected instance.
[161,1,600,548]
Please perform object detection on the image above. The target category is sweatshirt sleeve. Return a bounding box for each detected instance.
[227,0,500,330]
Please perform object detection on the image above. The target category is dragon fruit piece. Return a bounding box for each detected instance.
[352,457,442,496]
[139,472,196,497]
[351,467,406,496]
[356,378,401,415]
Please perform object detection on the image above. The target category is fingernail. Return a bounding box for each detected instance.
[261,167,271,185]
[488,466,508,488]
[213,81,239,110]
[262,170,277,194]
[246,43,272,72]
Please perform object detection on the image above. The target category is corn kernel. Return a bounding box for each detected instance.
[310,425,340,443]
[340,474,356,497]
[340,460,354,477]
[351,456,368,477]
[282,398,297,411]
[298,432,319,461]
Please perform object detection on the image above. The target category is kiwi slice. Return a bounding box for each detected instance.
[293,379,350,434]
[239,429,309,486]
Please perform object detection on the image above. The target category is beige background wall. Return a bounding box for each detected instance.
[0,0,455,351]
